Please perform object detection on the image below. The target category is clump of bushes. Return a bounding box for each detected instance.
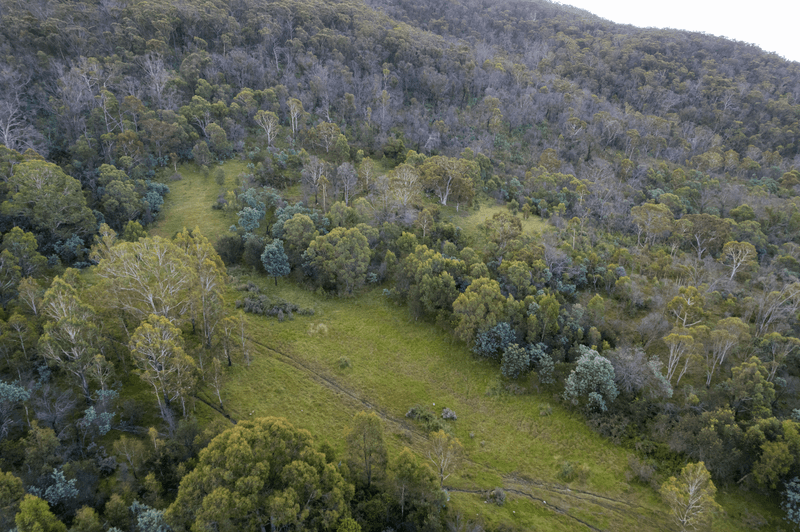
[234,283,314,319]
[556,461,590,483]
[488,488,506,506]
[625,455,656,487]
[405,405,450,433]
[234,295,314,319]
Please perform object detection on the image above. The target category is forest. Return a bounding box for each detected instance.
[1,0,800,529]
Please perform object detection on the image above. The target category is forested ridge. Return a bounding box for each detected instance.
[1,0,800,529]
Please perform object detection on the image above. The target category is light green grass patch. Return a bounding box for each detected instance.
[443,197,549,249]
[150,178,781,531]
[220,279,674,531]
[150,161,247,240]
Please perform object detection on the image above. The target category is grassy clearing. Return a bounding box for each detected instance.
[151,164,781,530]
[215,277,775,531]
[440,196,550,250]
[150,161,247,239]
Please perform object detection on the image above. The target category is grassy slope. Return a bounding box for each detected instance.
[149,161,249,239]
[157,161,781,531]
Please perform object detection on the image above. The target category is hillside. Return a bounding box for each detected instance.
[0,0,799,530]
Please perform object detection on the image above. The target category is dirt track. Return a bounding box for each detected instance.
[200,335,669,532]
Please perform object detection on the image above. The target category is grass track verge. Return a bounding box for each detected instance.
[214,278,775,531]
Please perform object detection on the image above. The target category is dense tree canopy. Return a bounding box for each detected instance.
[167,417,353,532]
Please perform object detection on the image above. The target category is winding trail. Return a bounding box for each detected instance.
[234,335,668,531]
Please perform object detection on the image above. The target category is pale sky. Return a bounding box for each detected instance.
[560,1,800,64]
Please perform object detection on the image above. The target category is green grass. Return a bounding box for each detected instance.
[152,166,782,531]
[209,277,779,531]
[440,196,549,250]
[150,161,247,239]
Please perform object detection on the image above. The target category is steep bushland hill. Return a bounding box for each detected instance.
[1,0,800,530]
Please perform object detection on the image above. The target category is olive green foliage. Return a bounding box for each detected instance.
[452,278,510,344]
[345,411,388,489]
[283,214,319,267]
[1,161,95,241]
[1,0,800,528]
[337,517,362,532]
[14,494,66,532]
[303,227,370,296]
[398,244,464,321]
[0,468,24,530]
[1,227,47,277]
[167,417,353,532]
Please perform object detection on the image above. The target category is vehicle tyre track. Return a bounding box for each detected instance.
[247,335,665,531]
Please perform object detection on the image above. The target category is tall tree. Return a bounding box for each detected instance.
[282,214,319,268]
[663,330,695,384]
[660,462,721,532]
[336,163,359,207]
[310,122,341,153]
[389,163,421,218]
[630,203,674,247]
[705,317,749,387]
[426,430,464,489]
[389,448,438,520]
[166,417,353,532]
[1,228,47,278]
[0,249,21,309]
[261,240,290,286]
[129,314,197,429]
[720,241,757,281]
[0,468,24,531]
[287,98,305,139]
[677,214,730,260]
[253,110,280,147]
[302,156,328,206]
[94,236,197,328]
[1,161,95,241]
[419,156,476,207]
[14,494,66,532]
[452,278,510,344]
[174,227,227,348]
[345,411,388,489]
[303,227,370,296]
[667,286,705,328]
[39,275,104,403]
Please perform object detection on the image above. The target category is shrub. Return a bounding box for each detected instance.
[563,346,618,413]
[235,295,312,318]
[626,455,656,486]
[406,405,449,433]
[557,461,590,483]
[488,488,506,506]
[783,477,800,527]
[501,343,529,379]
[473,322,516,359]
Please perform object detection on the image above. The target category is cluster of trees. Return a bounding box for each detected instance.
[0,210,255,529]
[1,409,467,532]
[2,0,798,197]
